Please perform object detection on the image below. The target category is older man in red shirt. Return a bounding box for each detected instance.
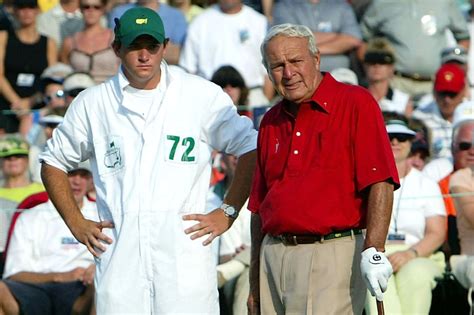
[247,23,400,315]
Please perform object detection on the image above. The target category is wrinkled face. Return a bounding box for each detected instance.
[67,170,91,204]
[389,134,412,163]
[453,122,474,169]
[114,35,166,89]
[434,89,465,121]
[80,0,105,26]
[1,154,29,178]
[265,36,321,104]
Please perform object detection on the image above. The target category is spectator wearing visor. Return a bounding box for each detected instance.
[363,38,413,117]
[365,116,446,315]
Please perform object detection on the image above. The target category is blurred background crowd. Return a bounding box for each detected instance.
[0,0,474,314]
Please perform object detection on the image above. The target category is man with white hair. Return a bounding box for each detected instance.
[248,23,399,314]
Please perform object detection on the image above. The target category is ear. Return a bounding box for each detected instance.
[112,41,121,57]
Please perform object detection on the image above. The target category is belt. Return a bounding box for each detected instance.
[395,71,432,82]
[277,229,362,246]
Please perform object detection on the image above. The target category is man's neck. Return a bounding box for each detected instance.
[220,3,242,14]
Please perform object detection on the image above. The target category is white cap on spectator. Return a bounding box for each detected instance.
[69,160,92,173]
[330,68,359,85]
[38,114,64,126]
[453,100,474,129]
[63,72,95,92]
[441,46,468,65]
[41,63,74,83]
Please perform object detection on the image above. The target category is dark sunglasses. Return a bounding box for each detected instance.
[389,133,413,142]
[81,4,102,9]
[458,142,473,151]
[44,90,65,103]
[437,91,460,98]
[67,88,85,98]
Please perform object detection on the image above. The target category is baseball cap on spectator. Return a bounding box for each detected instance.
[330,68,359,85]
[0,136,29,158]
[39,114,64,127]
[441,46,468,65]
[69,160,92,174]
[41,63,73,85]
[434,64,465,93]
[452,100,474,130]
[13,0,38,8]
[114,7,166,47]
[63,72,95,97]
[385,120,416,136]
[364,37,396,65]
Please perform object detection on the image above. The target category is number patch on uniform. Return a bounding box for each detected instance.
[166,135,196,162]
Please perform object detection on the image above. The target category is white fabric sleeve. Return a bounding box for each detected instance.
[203,88,257,157]
[3,211,38,278]
[39,94,93,173]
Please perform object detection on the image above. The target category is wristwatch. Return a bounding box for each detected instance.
[221,203,239,219]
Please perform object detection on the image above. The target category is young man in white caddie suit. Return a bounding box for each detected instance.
[39,7,257,314]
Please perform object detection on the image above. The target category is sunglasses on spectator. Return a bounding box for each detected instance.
[44,90,65,103]
[81,4,102,9]
[437,91,460,98]
[458,142,474,151]
[389,133,413,142]
[67,88,85,98]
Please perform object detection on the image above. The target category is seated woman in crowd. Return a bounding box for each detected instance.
[60,0,119,83]
[363,38,413,117]
[365,114,446,315]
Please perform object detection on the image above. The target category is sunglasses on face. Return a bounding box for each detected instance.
[389,133,413,142]
[437,91,460,99]
[458,142,474,151]
[44,90,65,103]
[81,4,102,9]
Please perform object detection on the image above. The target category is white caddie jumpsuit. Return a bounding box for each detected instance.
[39,63,257,314]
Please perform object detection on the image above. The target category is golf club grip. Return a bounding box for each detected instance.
[377,300,385,315]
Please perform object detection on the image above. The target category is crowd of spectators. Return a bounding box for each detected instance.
[0,0,474,314]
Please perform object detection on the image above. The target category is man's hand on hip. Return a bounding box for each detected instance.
[360,247,393,301]
[183,208,234,246]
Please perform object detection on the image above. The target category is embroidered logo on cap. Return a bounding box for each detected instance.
[136,18,147,25]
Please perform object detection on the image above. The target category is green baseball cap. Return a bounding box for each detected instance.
[0,136,29,158]
[114,7,166,47]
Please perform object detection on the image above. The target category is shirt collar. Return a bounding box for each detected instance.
[280,72,337,116]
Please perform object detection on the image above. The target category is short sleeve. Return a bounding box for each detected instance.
[352,88,399,191]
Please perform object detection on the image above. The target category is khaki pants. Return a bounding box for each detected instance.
[260,233,366,315]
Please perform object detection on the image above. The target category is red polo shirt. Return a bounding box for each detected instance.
[248,73,399,235]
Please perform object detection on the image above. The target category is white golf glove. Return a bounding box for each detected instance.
[360,247,393,301]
